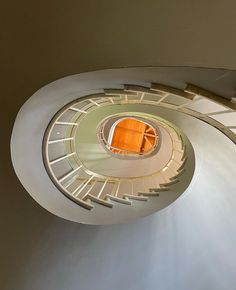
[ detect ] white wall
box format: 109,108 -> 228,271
6,68 -> 236,290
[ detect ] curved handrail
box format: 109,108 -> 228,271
43,99 -> 186,208
43,83 -> 235,209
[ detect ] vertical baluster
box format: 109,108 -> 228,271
115,180 -> 121,197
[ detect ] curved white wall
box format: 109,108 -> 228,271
11,69 -> 196,224
7,68 -> 236,290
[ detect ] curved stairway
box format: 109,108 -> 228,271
44,105 -> 189,210
11,70 -> 236,224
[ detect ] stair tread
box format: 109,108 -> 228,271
123,194 -> 148,201
149,187 -> 170,192
72,197 -> 94,210
138,192 -> 160,197
159,179 -> 180,187
106,194 -> 132,205
170,169 -> 185,180
86,194 -> 113,208
104,89 -> 137,96
177,157 -> 188,172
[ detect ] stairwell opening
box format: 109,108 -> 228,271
108,117 -> 158,155
98,115 -> 161,159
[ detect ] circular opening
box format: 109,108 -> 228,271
99,116 -> 159,157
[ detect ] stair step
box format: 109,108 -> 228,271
149,187 -> 170,192
72,197 -> 94,210
124,84 -> 152,93
159,179 -> 180,187
106,195 -> 132,205
104,89 -> 137,96
177,157 -> 188,172
123,194 -> 148,201
181,146 -> 187,160
151,83 -> 194,100
170,169 -> 185,180
138,192 -> 160,197
85,194 -> 113,208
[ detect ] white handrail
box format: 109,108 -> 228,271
43,83 -> 235,209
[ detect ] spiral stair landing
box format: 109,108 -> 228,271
11,70 -> 236,224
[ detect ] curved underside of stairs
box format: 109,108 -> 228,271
10,68 -> 236,224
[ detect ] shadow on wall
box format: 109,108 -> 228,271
2,177 -> 236,290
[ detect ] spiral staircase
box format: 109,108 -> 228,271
11,69 -> 236,225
